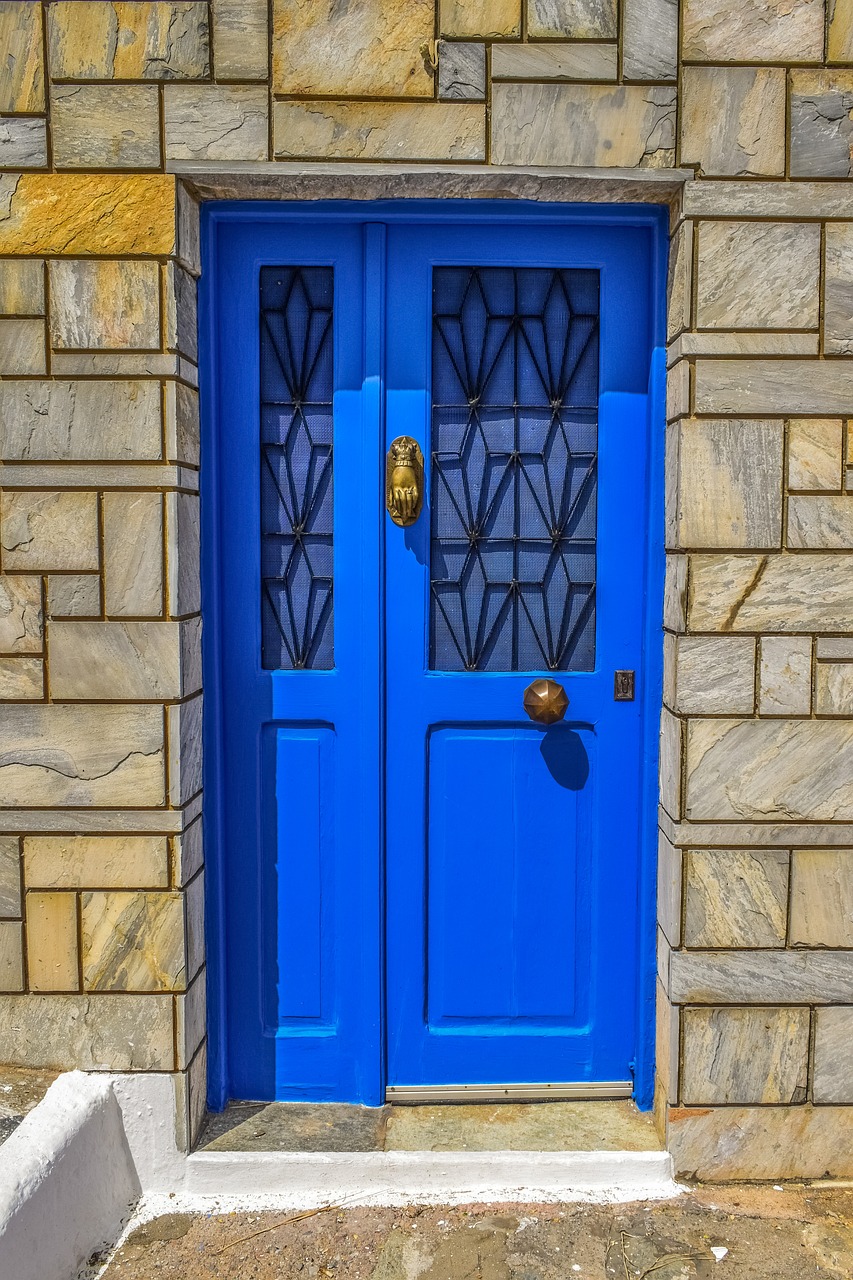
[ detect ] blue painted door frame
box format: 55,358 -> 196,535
200,200 -> 667,1110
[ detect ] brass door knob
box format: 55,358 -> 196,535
523,678 -> 569,725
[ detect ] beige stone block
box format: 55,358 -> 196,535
185,868 -> 204,981
682,1007 -> 808,1106
176,181 -> 200,276
0,993 -> 174,1070
0,921 -> 23,991
168,695 -> 203,806
49,621 -> 186,701
789,495 -> 853,548
0,1 -> 44,111
167,491 -> 200,616
656,981 -> 679,1105
165,263 -> 197,362
684,180 -> 853,220
664,554 -> 687,633
0,259 -> 44,316
790,71 -> 853,179
51,84 -> 161,169
759,635 -> 812,716
788,419 -> 843,492
680,67 -> 786,177
667,1104 -> 853,1181
164,85 -> 267,161
673,332 -> 819,358
0,175 -> 176,257
104,492 -> 164,617
165,383 -> 200,467
684,848 -> 789,948
441,0 -> 521,35
666,360 -> 690,424
1,490 -> 99,572
623,0 -> 678,80
48,2 -> 209,79
24,835 -> 168,890
818,637 -> 853,659
696,359 -> 853,416
675,419 -> 783,550
81,890 -> 185,992
657,830 -> 682,947
47,575 -> 100,619
275,0 -> 433,97
491,43 -> 617,81
696,222 -> 819,331
674,635 -> 755,715
659,708 -> 682,820
212,0 -> 268,79
683,0 -> 824,61
829,0 -> 853,61
26,891 -> 78,991
0,837 -> 21,917
0,319 -> 45,376
527,0 -> 615,37
666,223 -> 692,343
273,100 -> 485,162
790,849 -> 853,944
816,662 -> 853,714
176,965 -> 206,1069
0,576 -> 42,654
671,947 -> 853,1004
1,380 -> 161,461
49,260 -> 160,351
173,816 -> 203,887
0,704 -> 165,807
0,117 -> 47,169
0,656 -> 43,700
813,1007 -> 853,1103
689,551 -> 853,633
491,84 -> 675,168
686,718 -> 853,822
825,223 -> 853,355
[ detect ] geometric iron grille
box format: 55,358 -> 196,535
430,266 -> 600,672
259,266 -> 334,670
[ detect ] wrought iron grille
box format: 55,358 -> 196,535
259,266 -> 334,670
430,266 -> 600,673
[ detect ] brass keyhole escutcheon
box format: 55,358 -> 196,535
386,436 -> 424,527
523,678 -> 569,725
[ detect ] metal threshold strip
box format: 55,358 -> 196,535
385,1081 -> 633,1103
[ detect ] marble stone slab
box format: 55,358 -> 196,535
82,890 -> 186,991
670,947 -> 853,1004
0,118 -> 47,170
695,359 -> 853,415
759,636 -> 812,716
675,419 -> 783,550
681,1006 -> 809,1105
689,551 -> 853,633
825,222 -> 853,353
440,0 -> 521,36
50,84 -> 161,169
788,419 -> 844,491
790,848 -> 853,945
527,0 -> 617,37
165,85 -> 268,161
23,835 -> 169,890
684,848 -> 789,948
0,576 -> 42,655
437,42 -> 486,101
674,635 -> 755,714
1,490 -> 99,572
684,180 -> 853,218
48,1 -> 209,79
790,71 -> 853,178
0,259 -> 44,317
696,221 -> 820,330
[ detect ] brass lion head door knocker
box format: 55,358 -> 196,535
386,435 -> 424,527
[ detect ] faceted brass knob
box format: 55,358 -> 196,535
523,678 -> 569,725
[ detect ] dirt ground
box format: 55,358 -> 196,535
98,1183 -> 853,1280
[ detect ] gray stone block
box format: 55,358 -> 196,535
491,42 -> 617,81
0,118 -> 47,170
813,1007 -> 853,1103
689,551 -> 853,633
527,0 -> 617,38
0,259 -> 44,316
50,85 -> 161,169
675,419 -> 784,550
791,72 -> 853,178
0,380 -> 161,461
681,1006 -> 809,1105
212,0 -> 268,79
0,994 -> 174,1070
437,42 -> 486,101
0,319 -> 45,375
671,947 -> 853,1004
623,0 -> 677,80
164,85 -> 268,161
696,221 -> 820,330
681,67 -> 785,177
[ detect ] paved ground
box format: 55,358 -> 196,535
99,1183 -> 853,1279
0,1066 -> 58,1145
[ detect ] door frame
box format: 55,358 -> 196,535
199,199 -> 668,1112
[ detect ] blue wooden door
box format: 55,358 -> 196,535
204,204 -> 663,1108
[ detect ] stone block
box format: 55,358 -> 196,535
673,635 -> 755,715
173,816 -> 203,887
0,259 -> 44,316
166,491 -> 200,615
670,947 -> 853,1004
49,621 -> 185,701
666,223 -> 692,343
273,100 -> 485,162
681,67 -> 786,177
759,635 -> 812,715
527,0 -> 616,37
185,867 -> 204,980
1,490 -> 99,572
0,657 -> 43,700
788,419 -> 843,491
1,380 -> 161,461
813,1007 -> 853,1103
817,663 -> 853,714
0,576 -> 42,654
659,708 -> 682,820
168,695 -> 203,806
667,1104 -> 853,1181
441,0 -> 521,35
48,2 -> 209,79
165,382 -> 200,466
790,849 -> 853,944
491,43 -> 616,81
104,492 -> 164,617
664,554 -> 687,633
0,922 -> 23,992
0,705 -> 165,807
818,637 -> 853,659
0,117 -> 48,169
176,181 -> 200,276
0,1 -> 44,111
47,575 -> 101,619
689,551 -> 853,633
696,222 -> 819,330
176,966 -> 206,1069
696,359 -> 853,416
684,848 -> 789,948
275,0 -> 433,96
825,223 -> 853,354
24,836 -> 169,890
675,419 -> 783,550
684,180 -> 853,219
437,43 -> 486,101
656,981 -> 679,1105
0,993 -> 174,1070
683,0 -> 824,61
49,259 -> 160,351
26,891 -> 78,991
675,333 -> 819,358
686,718 -> 853,821
50,85 -> 161,169
212,0 -> 268,79
0,319 -> 45,375
791,72 -> 853,178
165,263 -> 198,362
81,890 -> 185,991
491,84 -> 675,167
0,837 -> 21,917
164,85 -> 267,161
788,495 -> 853,548
666,360 -> 690,424
0,175 -> 176,258
829,0 -> 853,61
682,1006 -> 809,1106
657,830 -> 682,948
622,0 -> 677,80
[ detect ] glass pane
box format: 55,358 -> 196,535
259,266 -> 334,670
430,266 -> 599,672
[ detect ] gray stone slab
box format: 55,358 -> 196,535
437,42 -> 485,100
623,0 -> 677,80
791,73 -> 853,178
684,180 -> 853,218
670,948 -> 853,1004
0,117 -> 47,169
200,1102 -> 390,1152
681,1006 -> 809,1106
695,359 -> 853,416
491,42 -> 617,81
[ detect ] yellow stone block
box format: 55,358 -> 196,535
440,0 -> 521,36
81,890 -> 186,991
0,2 -> 45,112
273,101 -> 485,162
26,891 -> 79,991
829,0 -> 853,61
0,175 -> 175,258
24,836 -> 169,890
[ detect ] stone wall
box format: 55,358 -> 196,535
1,0 -> 852,1175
